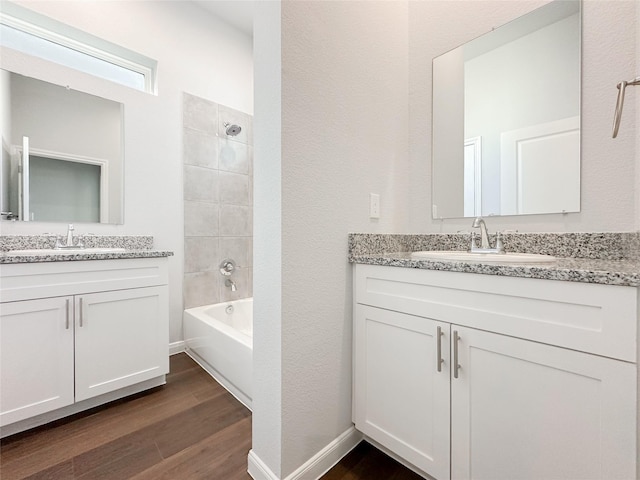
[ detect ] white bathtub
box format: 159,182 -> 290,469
183,298 -> 253,409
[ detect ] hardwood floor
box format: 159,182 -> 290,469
320,442 -> 425,480
1,354 -> 424,480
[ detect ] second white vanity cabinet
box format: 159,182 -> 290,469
353,264 -> 638,480
0,258 -> 170,434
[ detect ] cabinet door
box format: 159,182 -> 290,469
451,325 -> 636,480
74,286 -> 169,401
354,305 -> 450,479
0,297 -> 74,426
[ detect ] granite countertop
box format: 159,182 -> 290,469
0,234 -> 173,264
349,232 -> 640,287
0,249 -> 174,264
350,252 -> 640,287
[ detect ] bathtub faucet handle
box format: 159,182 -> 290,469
220,259 -> 236,276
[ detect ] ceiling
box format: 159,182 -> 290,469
192,1 -> 254,37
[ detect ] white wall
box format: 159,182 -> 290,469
281,0 -> 411,473
252,0 -> 410,477
0,1 -> 253,344
409,0 -> 638,232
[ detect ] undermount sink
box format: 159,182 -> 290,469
6,248 -> 128,255
411,250 -> 556,264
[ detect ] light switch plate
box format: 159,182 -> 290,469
370,193 -> 380,219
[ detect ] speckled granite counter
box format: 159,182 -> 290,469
349,232 -> 640,287
0,249 -> 173,264
0,235 -> 173,264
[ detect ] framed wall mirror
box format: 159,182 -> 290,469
432,0 -> 581,219
0,70 -> 124,224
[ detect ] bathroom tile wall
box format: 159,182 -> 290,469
183,93 -> 253,308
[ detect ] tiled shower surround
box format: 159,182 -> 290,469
183,93 -> 253,308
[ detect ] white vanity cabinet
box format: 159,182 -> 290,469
354,304 -> 451,479
0,258 -> 170,435
74,287 -> 168,402
0,297 -> 75,426
353,264 -> 638,480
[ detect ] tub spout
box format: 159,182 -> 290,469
225,278 -> 237,292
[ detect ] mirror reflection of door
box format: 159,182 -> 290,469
500,117 -> 580,215
29,155 -> 101,223
463,136 -> 482,217
17,136 -> 106,222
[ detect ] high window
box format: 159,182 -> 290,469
0,2 -> 157,94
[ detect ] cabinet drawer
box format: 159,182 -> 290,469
1,258 -> 169,302
355,264 -> 638,362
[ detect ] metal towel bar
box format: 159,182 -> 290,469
612,76 -> 640,138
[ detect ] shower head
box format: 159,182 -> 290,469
224,122 -> 242,136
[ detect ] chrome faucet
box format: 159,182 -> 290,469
225,278 -> 237,292
55,224 -> 84,249
470,217 -> 504,254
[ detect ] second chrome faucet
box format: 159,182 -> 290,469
470,217 -> 504,254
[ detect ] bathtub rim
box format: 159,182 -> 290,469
183,299 -> 253,349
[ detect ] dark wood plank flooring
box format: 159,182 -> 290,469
320,441 -> 425,480
1,354 -> 423,480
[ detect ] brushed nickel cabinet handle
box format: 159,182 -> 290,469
453,330 -> 460,379
79,298 -> 84,327
436,326 -> 444,372
65,299 -> 70,329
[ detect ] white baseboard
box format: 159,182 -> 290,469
247,426 -> 362,480
248,450 -> 279,480
169,340 -> 185,355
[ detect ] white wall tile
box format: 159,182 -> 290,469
184,236 -> 219,273
219,138 -> 251,174
220,171 -> 250,205
184,201 -> 219,237
183,271 -> 220,309
220,236 -> 251,267
220,204 -> 251,236
184,128 -> 218,169
183,165 -> 219,203
183,95 -> 253,308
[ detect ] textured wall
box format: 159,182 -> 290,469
409,0 -> 638,233
182,93 -> 253,308
279,1 -> 410,477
